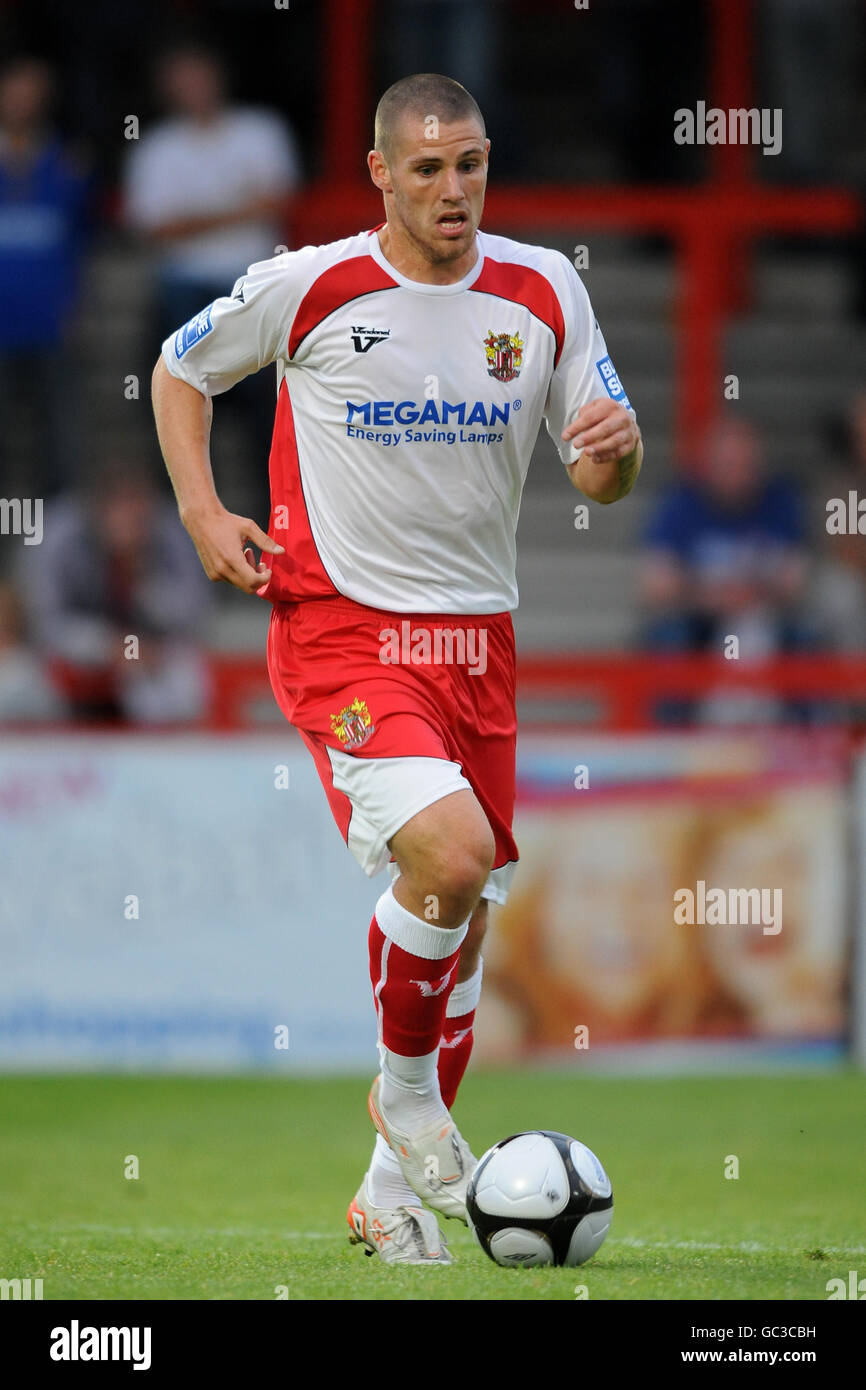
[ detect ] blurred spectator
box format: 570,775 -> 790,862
124,42 -> 301,521
593,0 -> 706,183
381,2 -> 520,170
124,42 -> 301,343
640,418 -> 810,722
0,580 -> 66,723
759,0 -> 860,185
642,418 -> 808,651
0,56 -> 91,499
18,466 -> 213,725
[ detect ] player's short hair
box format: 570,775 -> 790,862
374,73 -> 485,164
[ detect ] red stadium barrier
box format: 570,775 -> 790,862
207,652 -> 866,732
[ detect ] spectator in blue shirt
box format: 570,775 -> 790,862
641,417 -> 809,656
640,418 -> 811,722
0,57 -> 91,502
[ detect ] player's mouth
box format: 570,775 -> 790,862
435,211 -> 469,237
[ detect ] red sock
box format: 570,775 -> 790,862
437,960 -> 484,1107
438,1009 -> 476,1108
368,888 -> 469,1058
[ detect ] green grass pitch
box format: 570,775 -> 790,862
0,1071 -> 863,1301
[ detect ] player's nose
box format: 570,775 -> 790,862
439,167 -> 464,199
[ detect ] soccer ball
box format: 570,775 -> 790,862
466,1130 -> 613,1268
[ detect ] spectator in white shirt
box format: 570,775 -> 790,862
125,41 -> 301,332
125,42 -> 301,520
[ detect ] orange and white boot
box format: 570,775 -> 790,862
347,1176 -> 453,1264
367,1074 -> 477,1224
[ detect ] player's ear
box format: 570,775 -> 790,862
367,148 -> 392,192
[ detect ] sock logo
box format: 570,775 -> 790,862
409,963 -> 456,998
439,1026 -> 472,1049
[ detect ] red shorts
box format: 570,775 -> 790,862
266,595 -> 519,903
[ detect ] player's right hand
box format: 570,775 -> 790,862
183,504 -> 284,596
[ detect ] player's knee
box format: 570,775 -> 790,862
431,829 -> 494,921
391,790 -> 495,923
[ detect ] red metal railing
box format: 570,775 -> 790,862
207,652 -> 866,732
310,0 -> 862,459
41,651 -> 866,731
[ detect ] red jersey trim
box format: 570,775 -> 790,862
470,258 -> 566,367
288,254 -> 399,358
258,378 -> 340,604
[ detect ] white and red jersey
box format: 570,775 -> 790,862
161,225 -> 634,614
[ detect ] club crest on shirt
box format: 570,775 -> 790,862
330,697 -> 375,749
484,330 -> 524,383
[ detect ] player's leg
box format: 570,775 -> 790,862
266,600 -> 485,1256
430,612 -> 518,1110
365,894 -> 487,1225
366,787 -> 495,1220
438,898 -> 487,1109
388,787 -> 495,924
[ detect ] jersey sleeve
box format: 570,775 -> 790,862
542,252 -> 635,466
160,249 -> 314,397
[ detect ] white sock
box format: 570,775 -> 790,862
374,886 -> 470,1130
366,1134 -> 418,1209
445,960 -> 484,1018
379,1044 -> 446,1130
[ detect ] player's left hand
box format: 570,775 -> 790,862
562,399 -> 639,463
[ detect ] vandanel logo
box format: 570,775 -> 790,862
351,326 -> 390,353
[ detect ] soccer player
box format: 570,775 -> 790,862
152,73 -> 642,1265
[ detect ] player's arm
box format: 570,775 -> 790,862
542,251 -> 642,505
151,357 -> 283,596
151,255 -> 307,595
562,399 -> 643,504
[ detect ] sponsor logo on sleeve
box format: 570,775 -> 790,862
174,305 -> 214,359
595,354 -> 631,410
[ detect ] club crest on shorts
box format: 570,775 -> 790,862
330,696 -> 375,749
484,330 -> 524,383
